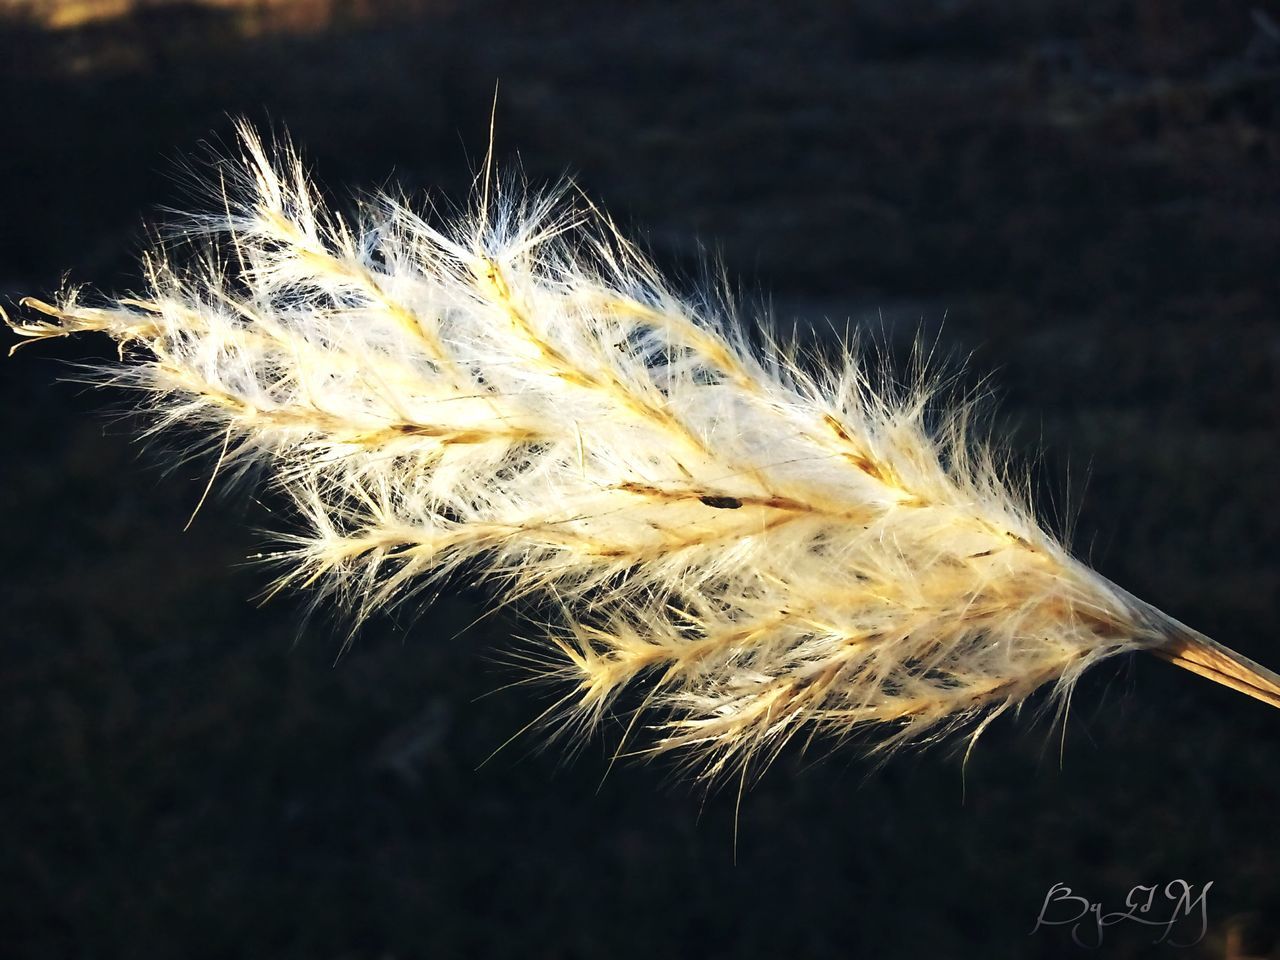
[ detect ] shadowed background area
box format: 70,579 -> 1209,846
2,2 -> 1278,957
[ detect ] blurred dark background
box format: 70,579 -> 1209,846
2,2 -> 1279,957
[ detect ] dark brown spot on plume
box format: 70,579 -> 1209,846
700,495 -> 743,510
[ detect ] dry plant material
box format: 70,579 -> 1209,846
9,124 -> 1279,780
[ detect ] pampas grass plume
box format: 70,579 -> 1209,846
9,121 -> 1279,782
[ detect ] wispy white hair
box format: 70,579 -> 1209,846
10,121 -> 1279,782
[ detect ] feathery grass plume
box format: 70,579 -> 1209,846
8,122 -> 1280,782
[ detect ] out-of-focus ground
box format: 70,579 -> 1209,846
2,2 -> 1278,958
5,0 -> 444,32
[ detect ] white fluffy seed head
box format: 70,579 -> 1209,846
12,121 -> 1269,783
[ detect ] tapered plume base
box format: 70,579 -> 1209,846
1155,633 -> 1280,711
1107,577 -> 1280,710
